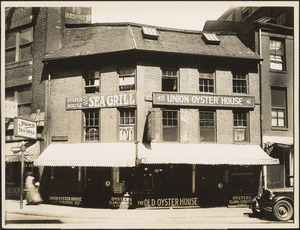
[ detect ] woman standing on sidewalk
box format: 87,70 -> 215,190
25,172 -> 43,205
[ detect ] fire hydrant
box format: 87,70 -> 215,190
119,192 -> 130,209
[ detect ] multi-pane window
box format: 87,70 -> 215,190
119,109 -> 135,141
271,88 -> 287,128
84,110 -> 99,141
162,110 -> 178,142
199,71 -> 215,93
162,69 -> 178,92
5,27 -> 33,64
199,111 -> 216,142
233,73 -> 247,94
118,66 -> 135,91
270,39 -> 285,71
83,70 -> 100,94
233,111 -> 248,142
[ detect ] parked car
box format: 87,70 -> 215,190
252,187 -> 294,221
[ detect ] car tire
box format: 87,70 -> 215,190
272,200 -> 293,221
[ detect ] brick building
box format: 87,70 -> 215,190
4,7 -> 91,199
33,20 -> 278,208
204,6 -> 294,199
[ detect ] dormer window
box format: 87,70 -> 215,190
202,33 -> 220,45
142,27 -> 159,40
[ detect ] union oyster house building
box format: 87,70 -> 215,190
34,22 -> 279,208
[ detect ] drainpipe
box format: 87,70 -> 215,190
258,28 -> 266,192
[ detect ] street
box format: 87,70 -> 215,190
4,206 -> 294,229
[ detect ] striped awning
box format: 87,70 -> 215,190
5,141 -> 40,162
34,143 -> 136,167
138,143 -> 279,165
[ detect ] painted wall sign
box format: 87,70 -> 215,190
14,118 -> 37,139
65,7 -> 92,24
228,195 -> 253,207
66,92 -> 136,110
5,101 -> 18,118
153,92 -> 255,108
48,196 -> 82,206
137,197 -> 199,208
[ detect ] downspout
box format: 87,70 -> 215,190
258,27 -> 266,192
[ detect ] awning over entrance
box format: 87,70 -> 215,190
263,136 -> 293,146
34,143 -> 136,167
138,143 -> 279,165
5,141 -> 40,162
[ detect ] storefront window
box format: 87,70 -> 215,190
162,110 -> 178,142
83,110 -> 99,141
119,109 -> 135,141
199,111 -> 216,142
233,111 -> 248,142
118,66 -> 135,91
162,69 -> 178,92
83,70 -> 100,94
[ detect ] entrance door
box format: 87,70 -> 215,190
85,167 -> 111,207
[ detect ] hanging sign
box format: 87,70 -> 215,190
153,92 -> 255,108
14,118 -> 37,139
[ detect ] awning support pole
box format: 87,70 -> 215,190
20,142 -> 26,209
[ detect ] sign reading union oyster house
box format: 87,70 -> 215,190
153,92 -> 255,108
66,92 -> 136,110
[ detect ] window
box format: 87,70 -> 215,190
118,66 -> 135,91
270,39 -> 285,71
199,71 -> 215,93
162,110 -> 178,142
162,69 -> 178,92
119,109 -> 135,141
83,70 -> 100,94
142,27 -> 159,39
275,12 -> 287,26
5,27 -> 33,64
233,111 -> 248,142
84,110 -> 99,141
199,111 -> 216,142
202,33 -> 220,45
271,88 -> 287,128
233,73 -> 248,94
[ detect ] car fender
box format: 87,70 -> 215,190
272,196 -> 293,206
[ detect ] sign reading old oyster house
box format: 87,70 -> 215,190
153,92 -> 255,108
66,92 -> 136,110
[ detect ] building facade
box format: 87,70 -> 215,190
4,7 -> 91,199
204,6 -> 294,194
33,21 -> 278,208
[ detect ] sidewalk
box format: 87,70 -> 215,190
5,199 -> 252,219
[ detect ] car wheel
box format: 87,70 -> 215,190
272,200 -> 293,221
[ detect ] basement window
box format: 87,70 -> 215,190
202,33 -> 220,45
142,27 -> 159,40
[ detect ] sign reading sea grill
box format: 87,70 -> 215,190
153,92 -> 255,108
66,92 -> 136,110
14,118 -> 37,139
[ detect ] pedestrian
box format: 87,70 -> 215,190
25,171 -> 43,205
